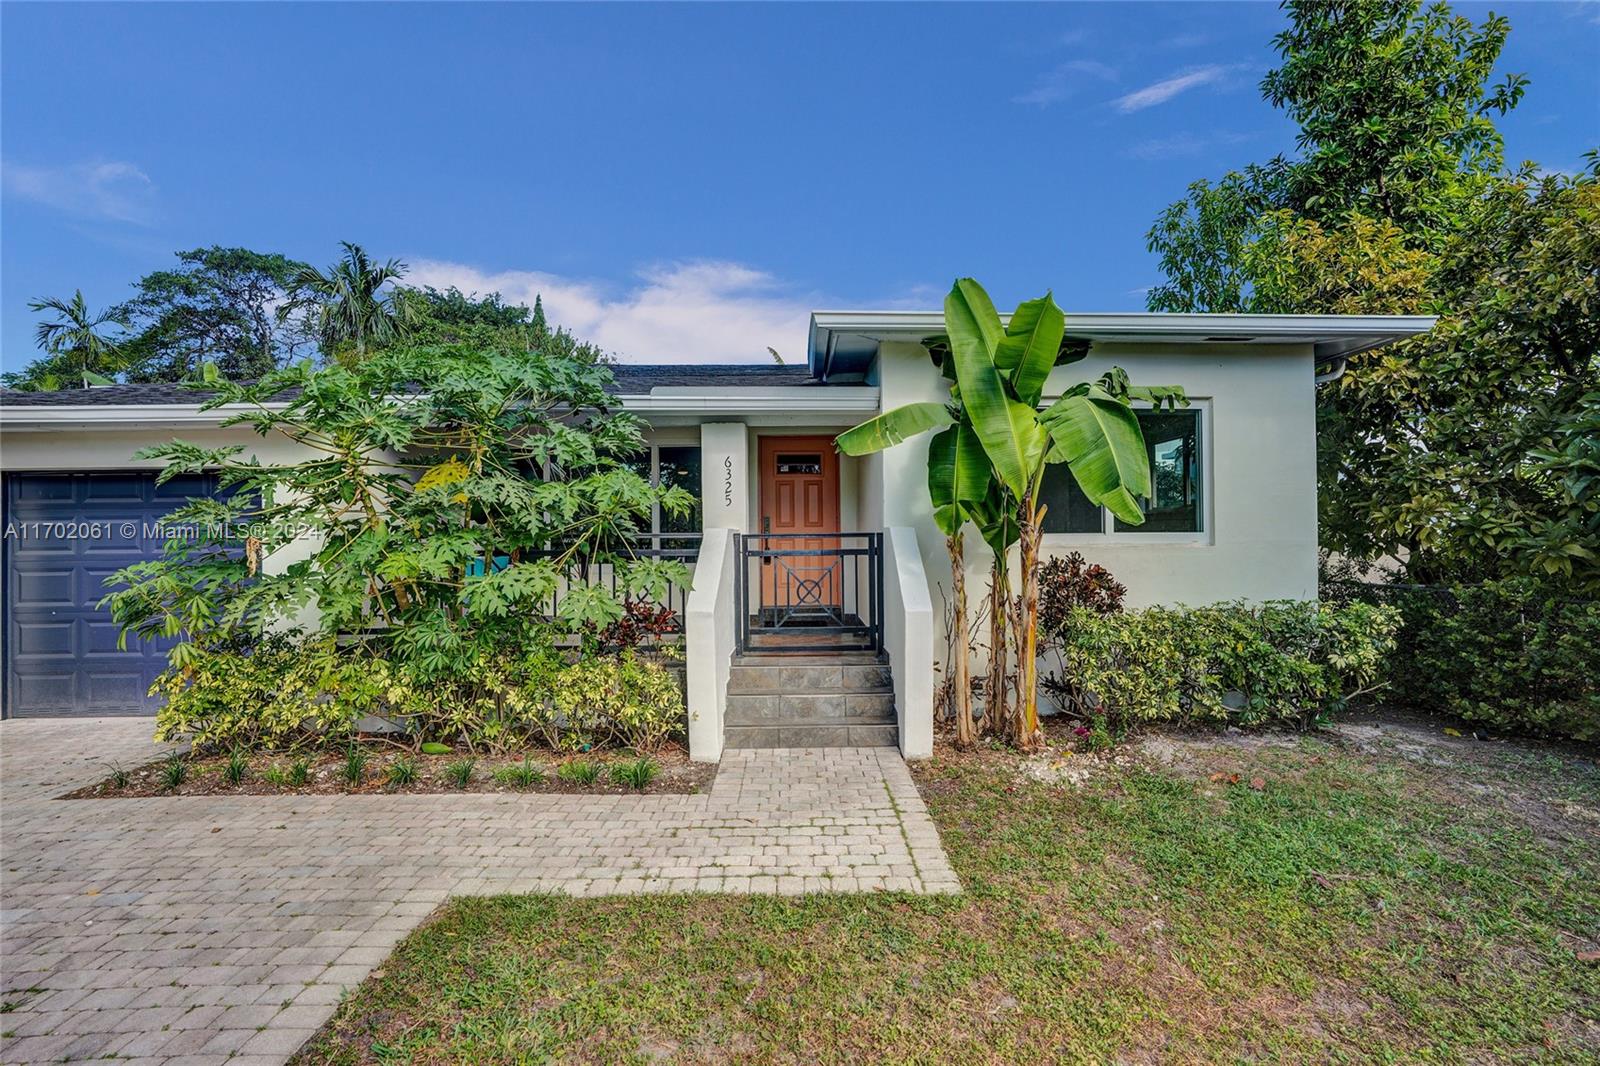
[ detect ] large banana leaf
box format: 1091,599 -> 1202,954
1040,384 -> 1151,525
946,279 -> 1048,498
947,278 -> 1004,359
836,401 -> 953,456
927,423 -> 989,536
995,293 -> 1064,408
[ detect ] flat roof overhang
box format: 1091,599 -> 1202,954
807,310 -> 1438,380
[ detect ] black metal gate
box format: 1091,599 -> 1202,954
735,532 -> 883,654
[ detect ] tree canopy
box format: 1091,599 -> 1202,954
6,243 -> 592,389
1144,0 -> 1599,591
116,246 -> 313,382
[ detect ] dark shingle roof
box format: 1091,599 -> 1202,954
0,364 -> 829,407
0,382 -> 213,406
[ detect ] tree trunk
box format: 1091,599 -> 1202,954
1007,584 -> 1024,744
984,561 -> 1009,737
947,533 -> 975,750
1016,499 -> 1043,748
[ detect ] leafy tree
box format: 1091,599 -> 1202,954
278,242 -> 411,364
1143,0 -> 1597,589
1146,163 -> 1289,313
1147,0 -> 1522,311
115,246 -> 314,382
3,290 -> 127,390
392,285 -> 611,366
103,341 -> 692,676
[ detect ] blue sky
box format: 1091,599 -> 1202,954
3,1 -> 1597,370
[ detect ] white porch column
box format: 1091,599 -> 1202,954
884,526 -> 935,759
685,528 -> 736,763
699,422 -> 750,532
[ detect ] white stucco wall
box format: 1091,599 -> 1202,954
0,425 -> 315,472
873,338 -> 1321,633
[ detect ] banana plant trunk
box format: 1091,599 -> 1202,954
1015,497 -> 1044,747
946,533 -> 975,749
985,561 -> 1009,736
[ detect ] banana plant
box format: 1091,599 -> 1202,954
839,398 -> 989,746
946,278 -> 1172,745
842,278 -> 1178,749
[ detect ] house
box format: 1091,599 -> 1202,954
0,310 -> 1435,759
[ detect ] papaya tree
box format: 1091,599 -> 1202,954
840,278 -> 1178,748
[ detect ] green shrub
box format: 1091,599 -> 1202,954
386,757 -> 418,787
1342,579 -> 1600,742
221,749 -> 249,787
492,757 -> 545,789
288,755 -> 312,786
148,629 -> 686,756
557,759 -> 602,785
551,651 -> 684,752
611,757 -> 659,790
160,751 -> 188,790
1043,600 -> 1399,732
150,633 -> 387,752
341,745 -> 368,786
444,758 -> 477,789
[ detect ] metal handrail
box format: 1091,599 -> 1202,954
735,531 -> 884,655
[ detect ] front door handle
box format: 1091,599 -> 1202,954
762,516 -> 771,563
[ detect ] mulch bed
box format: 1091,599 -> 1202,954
63,741 -> 716,799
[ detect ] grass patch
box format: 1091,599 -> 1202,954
292,732 -> 1600,1064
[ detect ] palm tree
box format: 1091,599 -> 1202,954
279,242 -> 409,364
25,290 -> 126,389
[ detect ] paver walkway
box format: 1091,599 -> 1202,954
0,717 -> 957,1065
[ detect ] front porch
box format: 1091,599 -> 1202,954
684,523 -> 933,764
617,410 -> 935,764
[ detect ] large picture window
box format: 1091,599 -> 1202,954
1039,408 -> 1203,536
626,443 -> 702,541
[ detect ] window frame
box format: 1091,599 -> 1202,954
635,434 -> 703,538
1037,397 -> 1212,546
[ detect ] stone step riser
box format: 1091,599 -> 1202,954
726,692 -> 895,725
724,724 -> 899,749
726,664 -> 893,695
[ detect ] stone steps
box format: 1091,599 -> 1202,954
724,722 -> 898,749
723,652 -> 897,749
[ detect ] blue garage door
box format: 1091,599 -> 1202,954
3,472 -> 216,717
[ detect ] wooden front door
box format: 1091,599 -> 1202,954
758,436 -> 841,610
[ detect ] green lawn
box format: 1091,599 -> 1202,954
294,723 -> 1600,1064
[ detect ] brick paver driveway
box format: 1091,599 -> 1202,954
0,718 -> 956,1065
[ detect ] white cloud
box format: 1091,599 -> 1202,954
1013,59 -> 1119,106
404,258 -> 819,364
1113,64 -> 1240,113
1125,130 -> 1254,161
1,160 -> 156,224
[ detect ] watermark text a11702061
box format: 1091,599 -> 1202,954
2,518 -> 316,544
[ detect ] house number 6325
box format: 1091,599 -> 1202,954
723,456 -> 734,507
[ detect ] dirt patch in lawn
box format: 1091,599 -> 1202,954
927,708 -> 1600,851
62,742 -> 716,799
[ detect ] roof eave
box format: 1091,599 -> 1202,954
0,388 -> 881,430
807,311 -> 1439,374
